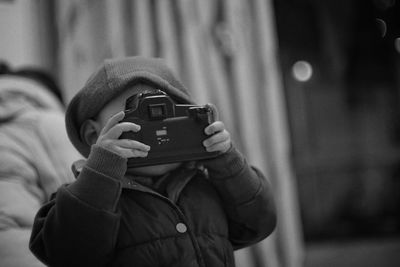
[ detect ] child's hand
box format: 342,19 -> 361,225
203,121 -> 232,154
96,111 -> 150,158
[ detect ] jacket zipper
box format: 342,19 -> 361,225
124,182 -> 207,267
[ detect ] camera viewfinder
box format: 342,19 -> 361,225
149,104 -> 167,120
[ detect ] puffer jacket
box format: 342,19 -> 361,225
0,76 -> 81,267
30,143 -> 276,267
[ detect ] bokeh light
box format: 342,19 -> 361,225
292,60 -> 313,82
375,18 -> 387,37
395,38 -> 400,54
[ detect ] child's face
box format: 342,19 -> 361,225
96,83 -> 182,176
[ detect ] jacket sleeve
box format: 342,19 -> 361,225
203,146 -> 277,249
29,145 -> 126,267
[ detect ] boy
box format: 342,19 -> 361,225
29,56 -> 276,267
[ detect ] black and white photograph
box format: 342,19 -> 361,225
0,0 -> 399,266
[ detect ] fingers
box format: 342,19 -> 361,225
100,111 -> 141,138
203,129 -> 231,153
100,139 -> 150,158
204,121 -> 225,135
113,146 -> 149,158
96,111 -> 150,158
101,111 -> 126,134
114,139 -> 151,151
203,129 -> 229,146
204,121 -> 232,153
103,122 -> 141,139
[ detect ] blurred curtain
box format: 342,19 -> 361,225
56,0 -> 303,266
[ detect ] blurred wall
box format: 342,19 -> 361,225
274,0 -> 400,241
0,0 -> 56,71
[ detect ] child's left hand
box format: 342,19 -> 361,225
203,121 -> 232,154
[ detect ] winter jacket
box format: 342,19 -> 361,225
30,144 -> 276,267
0,76 -> 80,267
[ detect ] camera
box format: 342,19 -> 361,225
120,90 -> 220,167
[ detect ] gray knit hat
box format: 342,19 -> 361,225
65,56 -> 193,158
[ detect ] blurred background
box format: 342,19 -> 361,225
1,0 -> 400,266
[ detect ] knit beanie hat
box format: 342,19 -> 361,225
65,56 -> 194,158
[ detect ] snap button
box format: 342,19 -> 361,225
176,223 -> 187,233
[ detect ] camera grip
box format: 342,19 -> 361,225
205,103 -> 218,124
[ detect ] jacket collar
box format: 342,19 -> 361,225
122,167 -> 199,203
72,159 -> 202,203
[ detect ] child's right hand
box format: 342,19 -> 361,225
95,111 -> 151,159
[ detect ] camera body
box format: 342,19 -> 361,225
120,90 -> 220,167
